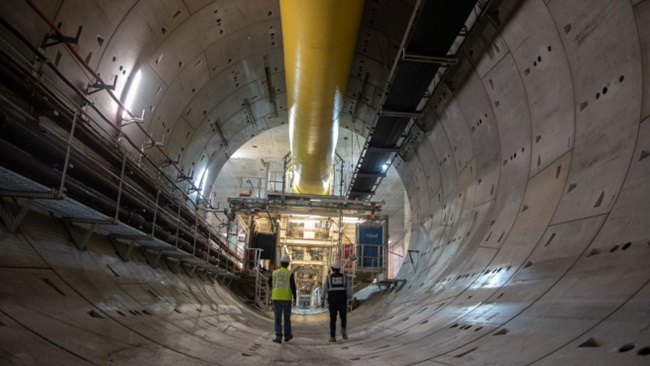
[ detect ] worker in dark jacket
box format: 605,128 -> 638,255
268,254 -> 297,343
321,260 -> 353,342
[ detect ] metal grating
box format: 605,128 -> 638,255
347,0 -> 482,200
0,166 -> 225,273
0,166 -> 52,193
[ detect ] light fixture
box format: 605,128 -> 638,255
289,218 -> 319,224
199,168 -> 209,195
122,69 -> 142,118
342,217 -> 362,223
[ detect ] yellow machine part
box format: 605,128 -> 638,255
280,0 -> 365,195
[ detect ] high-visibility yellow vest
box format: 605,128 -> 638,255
272,267 -> 293,300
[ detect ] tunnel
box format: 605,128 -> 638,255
1,0 -> 650,365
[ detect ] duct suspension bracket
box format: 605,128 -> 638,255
0,198 -> 33,233
402,49 -> 458,66
87,75 -> 117,95
41,22 -> 83,48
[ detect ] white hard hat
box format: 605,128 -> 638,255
280,254 -> 290,263
331,261 -> 341,270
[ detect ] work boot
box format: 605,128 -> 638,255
285,334 -> 293,342
342,328 -> 348,340
329,337 -> 337,343
273,337 -> 282,343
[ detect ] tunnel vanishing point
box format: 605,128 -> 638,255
1,0 -> 650,365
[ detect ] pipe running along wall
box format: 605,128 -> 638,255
280,0 -> 365,195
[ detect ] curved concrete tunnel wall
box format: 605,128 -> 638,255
1,0 -> 650,365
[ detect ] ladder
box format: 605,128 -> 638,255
256,270 -> 270,310
249,248 -> 270,310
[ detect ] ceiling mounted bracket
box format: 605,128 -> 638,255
379,108 -> 423,119
401,49 -> 459,66
41,22 -> 82,49
367,145 -> 401,153
87,75 -> 117,95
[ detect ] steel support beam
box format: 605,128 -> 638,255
0,198 -> 32,233
367,146 -> 401,153
378,108 -> 423,119
402,49 -> 458,65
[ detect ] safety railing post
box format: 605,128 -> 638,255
0,12 -> 249,275
58,109 -> 78,198
174,197 -> 181,248
151,188 -> 160,238
206,231 -> 211,262
192,217 -> 198,256
114,152 -> 127,222
339,157 -> 345,198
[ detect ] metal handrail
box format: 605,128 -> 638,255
0,16 -> 242,273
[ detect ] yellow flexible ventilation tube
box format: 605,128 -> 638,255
280,0 -> 365,195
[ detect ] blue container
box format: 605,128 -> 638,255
357,244 -> 383,268
357,225 -> 384,268
358,226 -> 382,244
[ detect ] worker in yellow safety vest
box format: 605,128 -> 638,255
268,254 -> 296,343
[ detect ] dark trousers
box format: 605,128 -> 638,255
273,300 -> 292,338
328,297 -> 347,337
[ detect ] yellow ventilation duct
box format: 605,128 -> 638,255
280,0 -> 365,195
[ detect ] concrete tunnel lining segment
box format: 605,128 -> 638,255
1,0 -> 650,364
